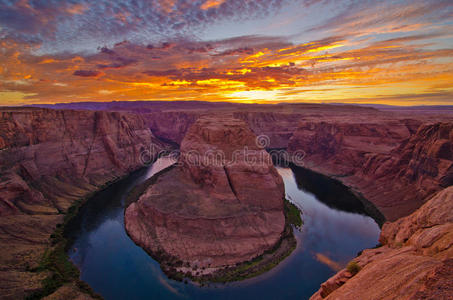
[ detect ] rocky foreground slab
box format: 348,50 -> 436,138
310,185 -> 453,300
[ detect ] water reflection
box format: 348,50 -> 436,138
288,165 -> 385,226
65,157 -> 176,243
289,165 -> 368,215
66,158 -> 380,300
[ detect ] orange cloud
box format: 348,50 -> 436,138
65,3 -> 88,15
200,0 -> 226,10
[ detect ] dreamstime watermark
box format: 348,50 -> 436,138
139,134 -> 306,167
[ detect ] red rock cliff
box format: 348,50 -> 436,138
0,108 -> 165,299
288,121 -> 453,220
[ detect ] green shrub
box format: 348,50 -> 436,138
284,199 -> 303,228
346,261 -> 361,275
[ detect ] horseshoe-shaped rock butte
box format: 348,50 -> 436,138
125,116 -> 296,281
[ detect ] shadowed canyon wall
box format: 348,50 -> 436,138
0,108 -> 165,299
288,122 -> 453,221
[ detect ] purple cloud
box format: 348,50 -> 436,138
73,70 -> 101,77
0,0 -> 298,54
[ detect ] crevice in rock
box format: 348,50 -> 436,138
223,165 -> 239,201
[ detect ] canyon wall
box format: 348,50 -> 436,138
144,111 -> 304,149
288,122 -> 453,221
143,107 -> 452,221
2,103 -> 452,299
141,103 -> 382,148
145,111 -> 201,145
0,108 -> 165,299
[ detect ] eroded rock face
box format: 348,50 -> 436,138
125,116 -> 285,269
0,108 -> 165,216
142,104 -> 385,149
145,111 -> 201,145
2,103 -> 451,299
289,121 -> 453,221
310,186 -> 453,300
143,110 -> 302,148
0,108 -> 165,299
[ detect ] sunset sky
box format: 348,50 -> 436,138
0,0 -> 452,106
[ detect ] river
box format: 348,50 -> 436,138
65,157 -> 380,300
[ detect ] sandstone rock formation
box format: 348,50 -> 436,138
310,185 -> 453,300
145,111 -> 201,145
0,108 -> 165,299
357,122 -> 453,219
288,121 -> 453,221
139,102 -> 386,148
125,116 -> 286,272
144,110 -> 302,149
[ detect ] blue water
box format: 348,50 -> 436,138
66,157 -> 380,300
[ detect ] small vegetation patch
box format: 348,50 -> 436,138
284,198 -> 303,229
25,220 -> 102,299
346,261 -> 361,276
24,179 -> 120,299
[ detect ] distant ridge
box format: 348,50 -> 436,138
329,103 -> 453,111
25,100 -> 378,113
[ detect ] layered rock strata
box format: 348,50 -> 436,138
2,103 -> 452,298
0,108 -> 165,299
288,122 -> 453,221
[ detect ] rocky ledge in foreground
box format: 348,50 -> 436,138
310,185 -> 453,300
125,116 -> 296,281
